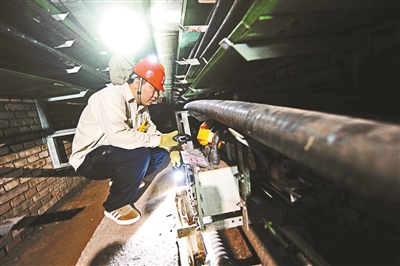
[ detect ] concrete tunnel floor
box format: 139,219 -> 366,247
1,163 -> 181,266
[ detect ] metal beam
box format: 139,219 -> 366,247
221,34 -> 358,61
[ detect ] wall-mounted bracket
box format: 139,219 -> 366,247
46,128 -> 76,169
177,216 -> 243,238
45,90 -> 88,102
180,25 -> 208,33
220,34 -> 358,61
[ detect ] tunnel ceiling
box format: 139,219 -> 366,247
0,0 -> 399,106
0,0 -> 205,100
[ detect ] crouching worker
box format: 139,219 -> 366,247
69,58 -> 179,225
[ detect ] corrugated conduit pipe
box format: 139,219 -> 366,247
202,217 -> 233,265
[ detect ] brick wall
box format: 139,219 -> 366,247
47,101 -> 85,132
234,23 -> 399,124
0,95 -> 88,259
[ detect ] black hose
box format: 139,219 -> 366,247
210,129 -> 221,167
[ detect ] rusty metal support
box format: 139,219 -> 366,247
242,225 -> 278,266
184,100 -> 400,204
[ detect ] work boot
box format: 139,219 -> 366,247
104,204 -> 141,225
108,180 -> 145,188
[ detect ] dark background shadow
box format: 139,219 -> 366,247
1,207 -> 85,236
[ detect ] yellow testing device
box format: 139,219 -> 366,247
138,119 -> 150,133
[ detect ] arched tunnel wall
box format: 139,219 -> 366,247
0,95 -> 86,258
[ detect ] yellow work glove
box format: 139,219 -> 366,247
170,150 -> 181,168
159,130 -> 179,148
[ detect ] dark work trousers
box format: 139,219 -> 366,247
76,145 -> 169,212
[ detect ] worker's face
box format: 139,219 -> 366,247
134,78 -> 160,106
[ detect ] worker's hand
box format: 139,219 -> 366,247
170,150 -> 181,168
159,130 -> 179,148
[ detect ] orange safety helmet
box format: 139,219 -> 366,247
132,58 -> 165,92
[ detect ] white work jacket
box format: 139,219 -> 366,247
69,83 -> 161,170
